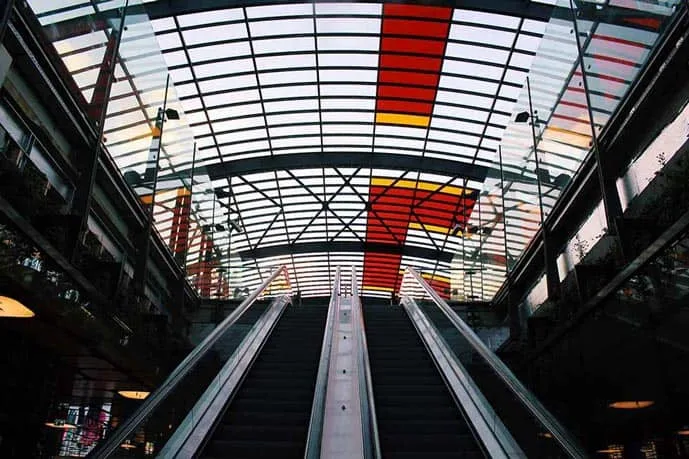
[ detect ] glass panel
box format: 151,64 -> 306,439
26,0 -> 128,127
399,270 -> 576,457
20,1 -> 684,301
527,228 -> 689,455
100,278 -> 291,456
571,2 -> 678,131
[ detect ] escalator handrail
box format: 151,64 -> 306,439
401,296 -> 519,458
90,266 -> 291,459
304,267 -> 341,459
405,267 -> 587,459
159,294 -> 291,458
351,267 -> 382,459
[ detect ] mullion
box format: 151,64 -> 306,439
196,123 -> 500,146
408,209 -> 441,252
168,48 -> 534,76
174,77 -> 519,102
164,30 -> 533,55
327,168 -> 365,243
187,106 -> 510,134
208,131 -> 499,154
326,168 -> 366,243
222,180 -> 264,285
330,168 -> 413,244
182,89 -> 517,115
251,209 -> 283,251
283,169 -> 365,244
186,109 -> 509,132
235,175 -> 281,208
164,10 -> 544,37
409,174 -> 463,213
393,10 -> 453,296
426,177 -> 470,296
310,1 -> 330,250
175,62 -> 523,87
289,207 -> 324,245
470,19 -> 525,165
192,116 -> 506,137
242,6 -> 302,292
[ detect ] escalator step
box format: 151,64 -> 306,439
201,305 -> 327,458
384,452 -> 484,459
203,439 -> 303,459
212,424 -> 308,442
222,410 -> 311,426
363,301 -> 484,458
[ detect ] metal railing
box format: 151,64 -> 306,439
351,267 -> 382,459
158,295 -> 291,457
404,267 -> 587,458
304,267 -> 341,458
401,295 -> 521,458
89,266 -> 291,458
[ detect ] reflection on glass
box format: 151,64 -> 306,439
19,1 -> 684,301
399,269 -> 578,457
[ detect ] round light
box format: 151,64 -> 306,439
597,448 -> 623,454
120,441 -> 136,450
0,296 -> 35,318
608,400 -> 654,409
45,421 -> 77,429
118,390 -> 150,400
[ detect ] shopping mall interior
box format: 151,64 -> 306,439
0,0 -> 688,457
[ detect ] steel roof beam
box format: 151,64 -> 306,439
141,0 -> 555,21
40,1 -> 667,43
238,240 -> 454,263
182,152 -> 491,182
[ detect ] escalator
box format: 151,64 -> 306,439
201,304 -> 328,458
94,267 -> 582,459
417,302 -> 534,453
363,300 -> 485,459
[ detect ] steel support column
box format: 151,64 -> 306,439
69,2 -> 128,263
199,234 -> 213,298
87,27 -> 120,123
134,75 -> 170,294
499,146 -> 520,338
526,77 -> 560,300
569,0 -> 624,235
169,188 -> 192,264
177,142 -> 196,268
0,0 -> 15,42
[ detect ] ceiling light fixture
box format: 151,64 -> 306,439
608,400 -> 654,409
596,447 -> 623,454
0,296 -> 35,318
229,218 -> 243,234
44,420 -> 77,429
164,108 -> 180,120
120,440 -> 136,450
118,390 -> 150,400
514,111 -> 531,123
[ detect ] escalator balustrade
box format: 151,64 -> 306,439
364,300 -> 485,459
201,305 -> 328,458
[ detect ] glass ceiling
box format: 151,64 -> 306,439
26,0 -> 681,299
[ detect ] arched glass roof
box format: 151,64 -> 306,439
26,0 -> 681,299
